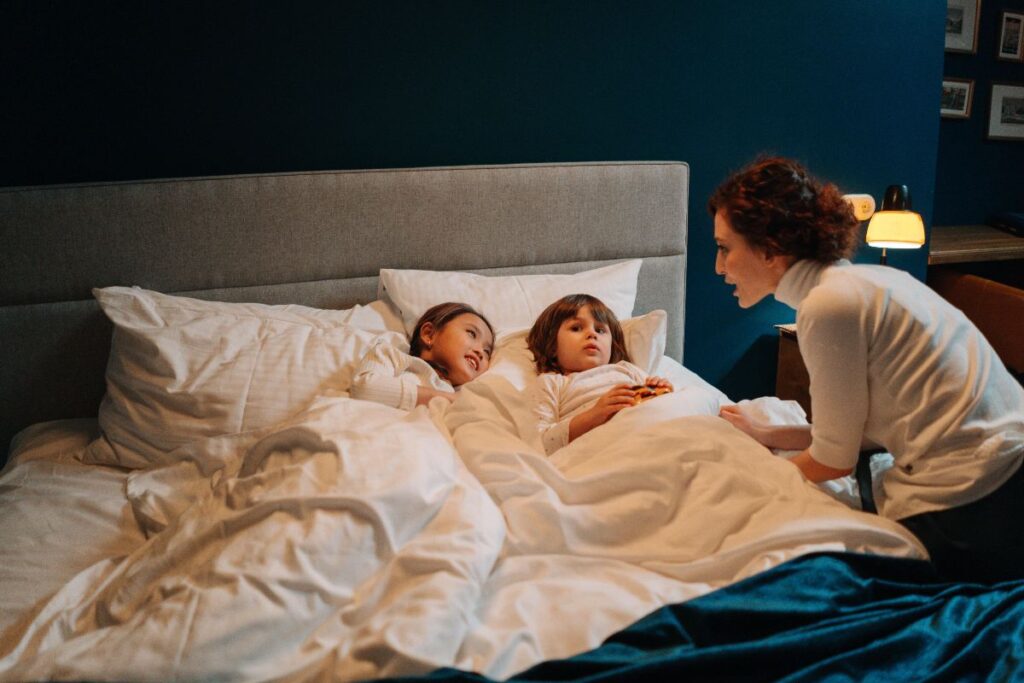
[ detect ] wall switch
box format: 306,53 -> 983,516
842,193 -> 876,221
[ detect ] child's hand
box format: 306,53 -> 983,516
416,386 -> 456,406
644,376 -> 674,392
629,377 -> 673,402
592,384 -> 640,418
569,384 -> 636,442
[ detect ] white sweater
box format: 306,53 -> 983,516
775,259 -> 1024,520
349,340 -> 453,410
534,361 -> 649,455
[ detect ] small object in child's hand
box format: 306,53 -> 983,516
629,384 -> 671,401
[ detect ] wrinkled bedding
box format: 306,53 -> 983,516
0,359 -> 926,682
0,421 -> 145,635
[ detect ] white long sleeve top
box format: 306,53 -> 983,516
534,361 -> 649,455
774,259 -> 1024,520
349,339 -> 453,410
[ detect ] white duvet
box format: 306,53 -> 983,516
0,360 -> 926,682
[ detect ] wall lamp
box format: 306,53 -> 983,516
864,185 -> 925,265
844,185 -> 926,265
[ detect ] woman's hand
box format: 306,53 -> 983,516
569,384 -> 637,441
719,404 -> 769,444
719,404 -> 812,451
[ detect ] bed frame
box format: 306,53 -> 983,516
0,161 -> 689,462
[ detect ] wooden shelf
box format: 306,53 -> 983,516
928,224 -> 1024,265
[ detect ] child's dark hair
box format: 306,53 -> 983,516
409,302 -> 494,357
527,294 -> 631,374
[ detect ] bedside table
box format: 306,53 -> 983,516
775,324 -> 811,419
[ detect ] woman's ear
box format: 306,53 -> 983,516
763,250 -> 796,278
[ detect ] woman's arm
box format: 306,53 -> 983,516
796,285 -> 871,474
719,404 -> 811,450
788,448 -> 853,482
719,405 -> 852,481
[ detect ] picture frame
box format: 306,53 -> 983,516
941,78 -> 974,118
945,0 -> 981,54
997,11 -> 1024,61
987,83 -> 1024,141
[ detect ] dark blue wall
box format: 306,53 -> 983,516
934,0 -> 1024,224
1,1 -> 945,400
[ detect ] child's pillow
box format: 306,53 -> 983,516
83,286 -> 406,469
621,309 -> 667,376
378,260 -> 642,336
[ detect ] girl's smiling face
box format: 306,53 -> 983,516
555,305 -> 613,373
419,313 -> 493,386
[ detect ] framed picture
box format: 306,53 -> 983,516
997,11 -> 1024,61
987,83 -> 1024,141
945,0 -> 981,53
941,78 -> 974,118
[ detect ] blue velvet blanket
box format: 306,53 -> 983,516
399,552 -> 1024,682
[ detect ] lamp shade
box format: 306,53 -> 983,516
865,184 -> 925,249
866,211 -> 926,248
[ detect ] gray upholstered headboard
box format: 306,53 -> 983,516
1,161 -> 688,460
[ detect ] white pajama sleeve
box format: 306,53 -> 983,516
350,345 -> 419,411
534,379 -> 571,456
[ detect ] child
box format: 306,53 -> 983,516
527,293 -> 673,455
350,302 -> 494,410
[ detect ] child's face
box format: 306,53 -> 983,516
420,313 -> 494,386
555,305 -> 613,374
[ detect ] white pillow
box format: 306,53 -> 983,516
84,286 -> 407,469
621,309 -> 667,376
378,259 -> 642,336
489,309 -> 668,391
654,355 -> 732,407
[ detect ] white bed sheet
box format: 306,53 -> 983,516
0,420 -> 145,635
443,360 -> 923,677
0,356 -> 925,682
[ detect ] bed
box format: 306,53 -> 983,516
0,162 -> 1018,681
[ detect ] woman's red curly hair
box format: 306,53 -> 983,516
707,155 -> 860,263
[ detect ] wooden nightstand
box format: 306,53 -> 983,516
775,324 -> 811,419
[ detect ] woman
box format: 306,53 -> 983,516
709,155 -> 1024,583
